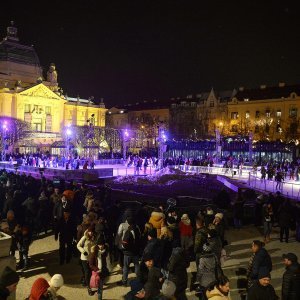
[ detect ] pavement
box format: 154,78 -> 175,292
15,225 -> 300,300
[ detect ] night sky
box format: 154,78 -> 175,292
1,1 -> 300,107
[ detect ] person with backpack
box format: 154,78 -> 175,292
118,218 -> 141,286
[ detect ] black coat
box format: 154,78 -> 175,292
247,281 -> 278,300
142,238 -> 163,268
278,202 -> 293,228
282,263 -> 300,300
55,217 -> 76,243
251,248 -> 272,280
0,286 -> 9,300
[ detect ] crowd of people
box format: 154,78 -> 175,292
0,169 -> 299,299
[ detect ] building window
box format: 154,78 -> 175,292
24,104 -> 31,113
45,106 -> 51,114
245,111 -> 250,119
289,107 -> 297,118
210,101 -> 214,107
276,110 -> 281,117
255,111 -> 260,118
266,110 -> 271,118
231,112 -> 238,119
231,124 -> 238,132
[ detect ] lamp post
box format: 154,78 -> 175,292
122,129 -> 129,162
2,121 -> 8,162
65,126 -> 72,158
158,124 -> 167,169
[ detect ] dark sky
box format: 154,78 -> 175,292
1,1 -> 300,107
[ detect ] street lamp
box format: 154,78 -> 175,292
65,126 -> 72,158
122,129 -> 129,161
2,121 -> 8,161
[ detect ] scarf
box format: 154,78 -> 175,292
97,248 -> 106,271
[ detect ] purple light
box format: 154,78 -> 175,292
66,128 -> 72,136
124,130 -> 129,137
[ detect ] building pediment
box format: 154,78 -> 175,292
18,83 -> 64,101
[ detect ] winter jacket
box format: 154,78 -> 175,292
88,244 -> 110,278
250,248 -> 272,280
76,230 -> 95,261
282,262 -> 300,300
143,238 -> 163,268
149,211 -> 165,237
115,221 -> 129,249
203,236 -> 222,260
197,253 -> 217,288
179,221 -> 193,237
247,281 -> 278,300
0,285 -> 9,300
144,267 -> 162,299
278,202 -> 293,228
168,247 -> 189,296
122,225 -> 141,257
206,286 -> 231,300
54,217 -> 76,243
194,227 -> 208,254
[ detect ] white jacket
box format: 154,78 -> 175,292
77,230 -> 95,260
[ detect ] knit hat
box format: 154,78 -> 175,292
96,235 -> 105,245
181,214 -> 191,225
0,266 -> 19,287
162,279 -> 176,297
49,274 -> 64,288
30,277 -> 50,300
129,279 -> 144,295
215,213 -> 223,220
258,270 -> 271,279
143,253 -> 154,262
282,253 -> 298,263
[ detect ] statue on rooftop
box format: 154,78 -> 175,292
47,63 -> 58,83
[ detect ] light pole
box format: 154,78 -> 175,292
65,126 -> 72,158
158,124 -> 167,169
122,129 -> 129,162
2,121 -> 8,161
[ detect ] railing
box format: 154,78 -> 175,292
248,173 -> 300,199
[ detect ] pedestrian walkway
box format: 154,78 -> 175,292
15,226 -> 299,299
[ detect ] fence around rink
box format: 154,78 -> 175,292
248,173 -> 300,200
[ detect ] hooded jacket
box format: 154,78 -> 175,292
149,211 -> 165,237
77,229 -> 95,261
206,286 -> 231,300
29,278 -> 50,300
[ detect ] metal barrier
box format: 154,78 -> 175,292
248,173 -> 300,199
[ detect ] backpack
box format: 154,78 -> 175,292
122,226 -> 141,251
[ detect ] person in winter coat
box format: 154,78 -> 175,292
139,255 -> 163,299
197,252 -> 219,290
54,209 -> 77,265
206,275 -> 231,300
167,217 -> 181,248
16,225 -> 32,270
281,253 -> 300,300
0,266 -> 19,300
47,274 -> 64,300
247,271 -> 278,300
27,277 -> 50,300
213,213 -> 225,245
179,214 -> 193,251
194,217 -> 208,268
203,229 -> 222,261
247,240 -> 272,288
168,247 -> 189,300
278,199 -> 294,243
115,216 -> 130,269
149,209 -> 165,238
142,228 -> 163,268
89,237 -> 111,300
123,280 -> 145,299
262,203 -> 273,243
77,226 -> 96,295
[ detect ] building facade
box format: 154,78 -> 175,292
0,22 -> 106,154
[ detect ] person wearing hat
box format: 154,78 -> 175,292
28,277 -> 50,300
203,229 -> 222,261
282,253 -> 300,300
167,217 -> 181,248
213,213 -> 225,245
124,279 -> 145,299
149,209 -> 165,238
48,274 -> 64,300
179,214 -> 193,251
247,271 -> 278,300
142,228 -> 163,268
0,266 -> 19,300
139,254 -> 162,299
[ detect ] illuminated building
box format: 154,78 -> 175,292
0,22 -> 106,154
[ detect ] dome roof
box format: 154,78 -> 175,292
0,22 -> 41,67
